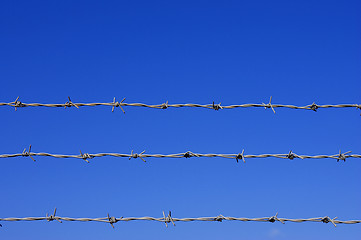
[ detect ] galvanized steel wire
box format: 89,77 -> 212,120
0,147 -> 359,162
2,97 -> 360,231
1,96 -> 360,114
1,209 -> 360,228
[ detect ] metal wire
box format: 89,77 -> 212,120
0,147 -> 358,163
1,209 -> 359,228
1,96 -> 360,114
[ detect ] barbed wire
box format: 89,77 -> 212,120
1,209 -> 360,228
1,96 -> 360,114
0,146 -> 359,163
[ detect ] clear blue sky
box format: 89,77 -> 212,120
0,0 -> 360,239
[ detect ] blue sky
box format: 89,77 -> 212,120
0,0 -> 360,239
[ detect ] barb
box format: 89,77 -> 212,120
183,151 -> 200,158
112,97 -> 126,113
12,96 -> 25,111
46,208 -> 62,223
310,102 -> 319,112
1,148 -> 360,162
1,98 -> 360,114
64,97 -> 79,109
22,145 -> 35,162
286,150 -> 300,160
161,101 -> 168,109
212,101 -> 223,111
163,211 -> 175,227
129,150 -> 146,162
214,214 -> 226,222
262,96 -> 276,114
107,213 -> 118,228
79,150 -> 93,163
1,211 -> 360,227
236,149 -> 245,163
337,150 -> 351,162
321,216 -> 338,227
268,212 -> 285,224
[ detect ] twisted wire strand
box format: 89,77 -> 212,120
1,96 -> 360,113
1,210 -> 360,227
0,148 -> 359,162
